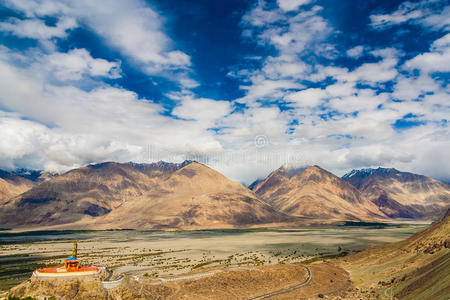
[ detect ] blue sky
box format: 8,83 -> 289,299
0,0 -> 448,183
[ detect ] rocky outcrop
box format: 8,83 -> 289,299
9,275 -> 110,300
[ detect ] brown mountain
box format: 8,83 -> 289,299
0,161 -> 285,229
342,168 -> 450,219
251,165 -> 386,221
0,170 -> 36,205
339,208 -> 450,299
93,161 -> 286,229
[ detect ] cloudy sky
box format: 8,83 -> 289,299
0,0 -> 449,183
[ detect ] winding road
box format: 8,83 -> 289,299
247,265 -> 312,300
151,270 -> 219,284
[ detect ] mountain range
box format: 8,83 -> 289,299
250,165 -> 385,221
0,161 -> 287,229
0,162 -> 448,230
342,167 -> 450,219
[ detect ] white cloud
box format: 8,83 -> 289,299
277,0 -> 313,12
431,33 -> 450,49
0,0 -> 449,185
0,17 -> 76,40
1,0 -> 192,80
338,51 -> 399,85
172,97 -> 232,125
370,0 -> 450,31
370,2 -> 424,29
285,88 -> 327,107
229,2 -> 450,183
421,6 -> 450,31
394,33 -> 450,102
404,34 -> 450,73
328,89 -> 388,114
392,74 -> 440,101
274,7 -> 330,54
219,106 -> 288,143
262,56 -> 310,79
0,116 -> 47,160
241,3 -> 284,27
0,114 -> 147,172
43,49 -> 121,81
242,3 -> 331,55
346,45 -> 364,58
240,78 -> 303,103
0,52 -> 224,171
239,2 -> 331,104
325,82 -> 355,97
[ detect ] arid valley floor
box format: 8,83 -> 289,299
2,221 -> 443,299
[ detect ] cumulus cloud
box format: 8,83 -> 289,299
277,0 -> 313,12
0,0 -> 448,185
68,0 -> 192,73
43,49 -> 121,81
228,1 -> 450,183
238,2 -> 331,104
172,97 -> 232,125
0,16 -> 76,40
285,88 -> 327,107
346,45 -> 365,58
392,74 -> 440,101
1,0 -> 192,82
0,52 -> 225,171
339,54 -> 398,84
404,33 -> 450,73
370,0 -> 450,31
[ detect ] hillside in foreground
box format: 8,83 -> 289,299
337,208 -> 450,299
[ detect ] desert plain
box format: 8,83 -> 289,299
0,223 -> 425,294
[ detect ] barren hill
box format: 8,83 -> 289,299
251,165 -> 386,221
0,162 -> 160,227
0,161 -> 285,229
90,161 -> 286,229
339,209 -> 450,299
342,167 -> 450,219
0,170 -> 36,205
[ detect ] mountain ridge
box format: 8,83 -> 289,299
252,165 -> 386,221
342,167 -> 450,219
1,162 -> 449,230
0,161 -> 288,230
0,170 -> 36,205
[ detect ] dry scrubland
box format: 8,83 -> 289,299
0,225 -> 425,297
7,263 -> 351,300
335,211 -> 450,299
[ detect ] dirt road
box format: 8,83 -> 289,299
247,265 -> 311,299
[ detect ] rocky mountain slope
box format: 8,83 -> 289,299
0,161 -> 285,229
3,162 -> 447,230
339,208 -> 450,299
342,167 -> 450,219
0,170 -> 36,205
251,165 -> 386,221
91,161 -> 286,229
